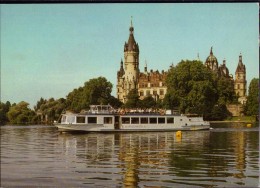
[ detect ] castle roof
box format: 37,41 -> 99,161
236,53 -> 246,72
218,59 -> 230,77
124,19 -> 139,52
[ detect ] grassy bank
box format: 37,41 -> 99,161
210,116 -> 258,123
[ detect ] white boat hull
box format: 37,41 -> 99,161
55,123 -> 210,132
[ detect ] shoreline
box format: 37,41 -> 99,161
210,121 -> 257,123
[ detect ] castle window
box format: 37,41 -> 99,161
160,89 -> 164,95
237,84 -> 240,89
140,91 -> 144,96
153,90 -> 157,95
146,90 -> 150,96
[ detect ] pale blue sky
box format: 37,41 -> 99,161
1,3 -> 259,107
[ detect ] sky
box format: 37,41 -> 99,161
1,3 -> 259,108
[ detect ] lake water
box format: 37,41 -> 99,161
1,123 -> 259,187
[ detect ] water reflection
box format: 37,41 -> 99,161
57,128 -> 258,187
1,125 -> 259,187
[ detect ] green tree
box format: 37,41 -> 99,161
7,101 -> 36,124
205,104 -> 232,121
66,77 -> 114,112
0,101 -> 11,125
108,96 -> 123,109
36,98 -> 66,124
34,97 -> 47,111
216,77 -> 237,104
164,60 -> 217,115
139,95 -> 156,109
245,78 -> 259,116
124,89 -> 140,108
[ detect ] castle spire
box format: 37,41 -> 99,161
210,46 -> 213,55
197,53 -> 200,61
144,59 -> 148,73
124,17 -> 139,52
129,16 -> 134,34
239,52 -> 242,63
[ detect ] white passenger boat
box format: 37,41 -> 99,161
54,105 -> 210,132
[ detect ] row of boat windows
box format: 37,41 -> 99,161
62,116 -> 175,124
122,117 -> 174,124
62,116 -> 113,124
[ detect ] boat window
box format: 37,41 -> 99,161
67,116 -> 75,123
104,117 -> 113,124
61,116 -> 66,123
76,116 -> 85,123
149,117 -> 157,124
122,117 -> 130,124
167,117 -> 174,124
88,117 -> 97,124
140,117 -> 148,124
131,117 -> 139,124
158,117 -> 165,124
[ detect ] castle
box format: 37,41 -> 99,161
117,21 -> 247,104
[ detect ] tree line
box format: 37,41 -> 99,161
0,60 -> 258,125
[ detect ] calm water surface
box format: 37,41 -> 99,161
1,123 -> 259,187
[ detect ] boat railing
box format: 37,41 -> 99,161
88,105 -> 116,114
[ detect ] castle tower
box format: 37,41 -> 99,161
234,53 -> 247,104
117,18 -> 140,103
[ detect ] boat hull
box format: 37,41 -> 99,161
55,124 -> 210,133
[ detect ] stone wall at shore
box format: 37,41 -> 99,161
227,104 -> 244,116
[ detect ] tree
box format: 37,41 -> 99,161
35,97 -> 66,124
139,95 -> 156,109
216,77 -> 237,104
0,101 -> 11,125
164,60 -> 217,115
245,78 -> 259,116
34,97 -> 47,111
66,77 -> 114,112
124,89 -> 140,108
108,96 -> 123,109
7,101 -> 36,124
205,104 -> 232,121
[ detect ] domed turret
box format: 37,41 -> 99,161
205,47 -> 218,72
